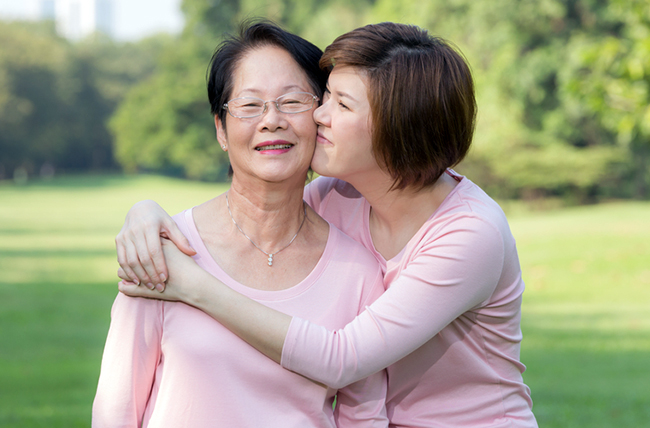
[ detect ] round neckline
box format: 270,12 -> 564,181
183,207 -> 334,301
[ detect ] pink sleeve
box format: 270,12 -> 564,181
92,293 -> 163,427
282,215 -> 504,389
335,371 -> 388,427
303,177 -> 335,212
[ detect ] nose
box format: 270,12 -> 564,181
313,102 -> 328,126
259,102 -> 286,131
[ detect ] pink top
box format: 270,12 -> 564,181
93,208 -> 389,428
282,174 -> 538,427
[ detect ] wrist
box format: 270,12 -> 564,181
184,269 -> 217,309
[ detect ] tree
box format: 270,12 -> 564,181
0,22 -> 72,178
563,0 -> 650,197
0,22 -> 162,179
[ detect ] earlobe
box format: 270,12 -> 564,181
215,116 -> 228,151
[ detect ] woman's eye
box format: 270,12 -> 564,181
338,101 -> 349,110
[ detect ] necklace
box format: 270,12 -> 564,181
226,192 -> 307,267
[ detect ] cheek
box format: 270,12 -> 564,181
297,116 -> 318,142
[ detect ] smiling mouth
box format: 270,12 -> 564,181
256,144 -> 293,151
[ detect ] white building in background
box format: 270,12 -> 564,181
1,0 -> 183,42
35,0 -> 56,19
36,0 -> 113,40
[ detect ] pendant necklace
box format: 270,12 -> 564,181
226,192 -> 307,267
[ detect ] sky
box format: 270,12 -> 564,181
0,0 -> 185,41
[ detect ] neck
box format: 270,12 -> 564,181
225,177 -> 307,249
351,171 -> 458,259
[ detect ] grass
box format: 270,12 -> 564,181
0,174 -> 648,427
0,174 -> 226,427
509,202 -> 650,426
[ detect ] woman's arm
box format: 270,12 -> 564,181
115,200 -> 196,290
92,294 -> 163,427
282,216 -> 506,387
122,216 -> 505,389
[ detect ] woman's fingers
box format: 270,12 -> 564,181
116,232 -> 156,287
116,237 -> 140,285
135,227 -> 166,290
145,216 -> 196,285
163,221 -> 196,257
117,267 -> 136,283
118,280 -> 174,299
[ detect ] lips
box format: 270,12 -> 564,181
316,132 -> 331,145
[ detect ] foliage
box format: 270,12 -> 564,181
1,174 -> 649,426
562,0 -> 650,197
1,0 -> 648,199
110,36 -> 221,180
0,22 -> 163,180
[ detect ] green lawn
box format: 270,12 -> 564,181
0,174 -> 648,427
510,202 -> 650,427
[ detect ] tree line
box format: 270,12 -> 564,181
1,0 -> 648,200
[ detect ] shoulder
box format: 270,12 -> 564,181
171,208 -> 192,232
304,178 -> 368,235
327,224 -> 377,266
437,177 -> 511,238
407,178 -> 512,263
304,177 -> 363,206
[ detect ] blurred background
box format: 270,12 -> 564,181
1,0 -> 648,198
0,0 -> 648,427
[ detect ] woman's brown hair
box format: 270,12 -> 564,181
320,22 -> 476,190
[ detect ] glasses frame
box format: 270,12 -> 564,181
222,92 -> 319,119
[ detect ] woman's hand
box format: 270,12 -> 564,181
115,200 -> 196,291
118,238 -> 208,303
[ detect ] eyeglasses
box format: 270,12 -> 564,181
223,92 -> 319,119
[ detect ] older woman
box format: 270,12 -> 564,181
116,23 -> 538,427
92,22 -> 388,428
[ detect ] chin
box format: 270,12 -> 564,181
310,154 -> 332,178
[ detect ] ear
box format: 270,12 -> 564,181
215,115 -> 227,150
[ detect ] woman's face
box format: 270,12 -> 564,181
311,66 -> 381,185
217,45 -> 318,186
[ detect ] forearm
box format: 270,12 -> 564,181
282,221 -> 505,388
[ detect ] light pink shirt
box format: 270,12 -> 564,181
93,208 -> 389,428
282,174 -> 538,427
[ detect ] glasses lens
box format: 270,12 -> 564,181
228,97 -> 264,118
277,92 -> 314,114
